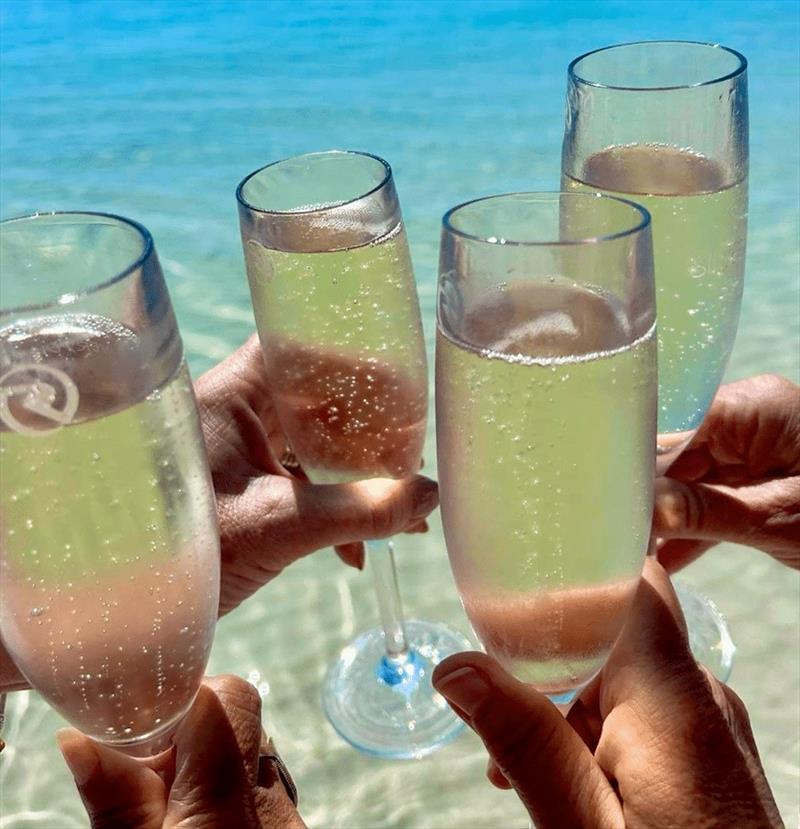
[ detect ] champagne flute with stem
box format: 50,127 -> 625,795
0,212 -> 220,757
436,191 -> 657,704
562,40 -> 747,679
236,150 -> 471,759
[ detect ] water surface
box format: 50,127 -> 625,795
1,1 -> 798,826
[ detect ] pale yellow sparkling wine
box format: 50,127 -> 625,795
0,316 -> 219,746
245,223 -> 428,484
436,284 -> 656,693
564,144 -> 747,440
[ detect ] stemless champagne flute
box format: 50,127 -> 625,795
0,212 -> 220,756
236,150 -> 471,758
436,192 -> 657,702
562,41 -> 746,678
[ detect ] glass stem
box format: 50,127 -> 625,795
369,539 -> 409,658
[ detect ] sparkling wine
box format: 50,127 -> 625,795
245,223 -> 427,484
266,338 -> 426,483
0,314 -> 219,747
564,144 -> 747,443
436,283 -> 656,692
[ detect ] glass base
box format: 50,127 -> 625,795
674,580 -> 736,683
322,619 -> 473,759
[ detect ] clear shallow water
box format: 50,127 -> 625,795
1,1 -> 798,826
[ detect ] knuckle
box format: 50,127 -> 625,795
368,504 -> 394,538
473,701 -> 557,776
367,487 -> 404,539
683,485 -> 707,533
205,674 -> 262,717
90,801 -> 161,829
756,373 -> 795,395
658,481 -> 705,534
720,684 -> 751,727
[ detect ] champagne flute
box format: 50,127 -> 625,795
562,41 -> 746,678
0,212 -> 220,756
436,192 -> 657,701
236,150 -> 471,759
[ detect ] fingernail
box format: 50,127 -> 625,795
412,478 -> 439,514
355,547 -> 365,571
57,728 -> 98,787
433,666 -> 490,717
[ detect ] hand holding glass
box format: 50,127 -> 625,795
561,41 -> 747,679
237,151 -> 470,758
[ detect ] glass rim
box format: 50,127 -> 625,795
0,210 -> 153,315
441,191 -> 651,248
235,149 -> 393,217
568,40 -> 747,92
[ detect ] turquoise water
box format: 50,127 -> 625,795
1,1 -> 798,826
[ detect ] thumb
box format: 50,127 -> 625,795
57,729 -> 166,829
166,681 -> 262,828
226,473 -> 437,567
594,560 -> 780,827
218,474 -> 439,612
277,474 -> 439,547
432,652 -> 622,829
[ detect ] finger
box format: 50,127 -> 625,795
663,445 -> 714,481
655,538 -> 718,572
187,679 -> 305,829
195,335 -> 291,479
698,665 -> 785,823
698,666 -> 761,759
653,477 -> 750,540
565,696 -> 604,754
592,559 -> 700,781
653,476 -> 800,565
669,374 -> 800,480
167,678 -> 263,827
217,474 -> 439,614
335,519 -> 427,570
197,334 -> 268,411
200,675 -> 264,785
57,728 -> 166,829
486,758 -> 513,790
701,672 -> 784,826
600,557 -> 691,706
594,560 -> 777,824
299,475 -> 439,541
220,474 -> 437,577
588,559 -> 695,756
433,652 -> 621,829
335,542 -> 365,571
254,731 -> 308,829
